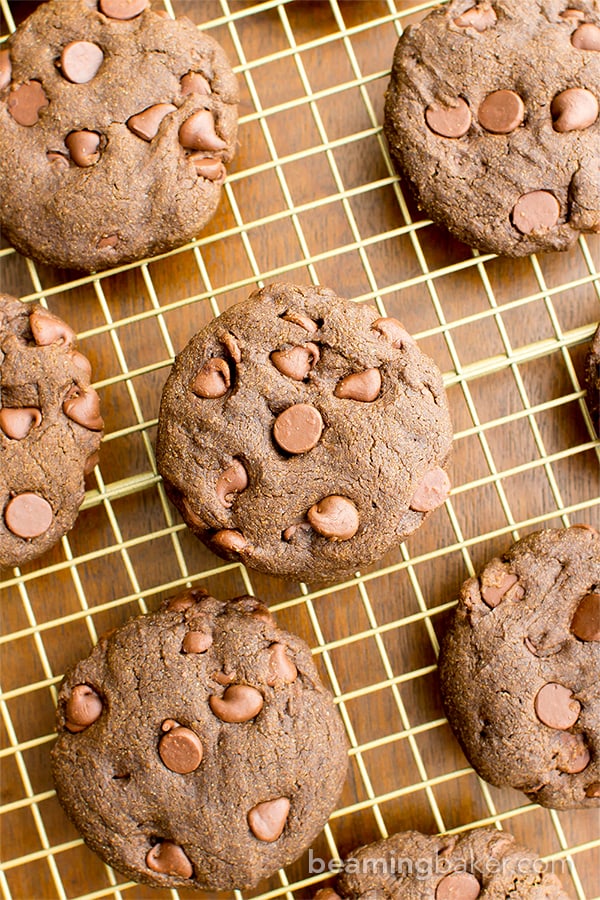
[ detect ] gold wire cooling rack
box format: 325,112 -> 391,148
1,0 -> 599,898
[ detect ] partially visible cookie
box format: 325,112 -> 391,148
384,0 -> 600,256
315,827 -> 568,898
439,526 -> 600,809
586,324 -> 599,431
51,589 -> 348,891
0,0 -> 238,271
155,283 -> 453,583
0,295 -> 103,568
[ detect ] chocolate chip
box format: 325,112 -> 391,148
215,460 -> 248,508
181,72 -> 211,95
0,49 -> 12,92
571,23 -> 600,50
66,130 -> 101,167
7,81 -> 48,126
97,234 -> 118,249
47,152 -> 69,168
182,630 -> 213,653
556,732 -> 590,774
307,495 -> 359,541
65,684 -> 103,732
0,407 -> 41,440
425,99 -> 471,138
220,332 -> 241,363
30,307 -> 76,347
314,891 -> 342,900
453,4 -> 497,31
146,841 -> 193,878
512,191 -> 560,234
371,316 -> 414,348
192,358 -> 230,397
481,572 -> 518,608
273,404 -> 323,454
560,9 -> 586,22
571,592 -> 600,641
165,587 -> 209,611
127,103 -> 176,141
334,368 -> 381,402
478,90 -> 525,134
179,110 -> 227,151
534,682 -> 581,730
410,467 -> 450,512
211,528 -> 248,555
209,684 -> 264,722
99,0 -> 148,19
4,492 -> 53,539
84,451 -> 100,475
585,782 -> 600,797
158,720 -> 203,773
63,387 -> 104,431
282,311 -> 319,332
270,343 -> 320,380
436,872 -> 480,899
247,797 -> 290,842
266,643 -> 298,686
189,155 -> 226,181
551,88 -> 599,132
234,595 -> 274,622
60,41 -> 104,84
69,350 -> 93,380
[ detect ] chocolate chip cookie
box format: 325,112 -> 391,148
0,295 -> 103,569
155,283 -> 453,583
315,827 -> 568,898
384,0 -> 600,257
51,589 -> 348,891
0,0 -> 238,272
586,324 -> 599,431
439,526 -> 600,809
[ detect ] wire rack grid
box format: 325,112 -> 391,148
0,0 -> 599,898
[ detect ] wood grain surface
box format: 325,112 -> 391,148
1,1 -> 599,899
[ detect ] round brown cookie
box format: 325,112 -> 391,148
51,589 -> 348,891
384,0 -> 600,257
0,294 -> 103,569
155,283 -> 453,584
439,526 -> 600,809
314,827 -> 568,898
585,324 -> 599,431
0,0 -> 237,272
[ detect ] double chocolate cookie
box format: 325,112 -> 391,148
51,589 -> 348,891
0,0 -> 238,271
0,295 -> 102,568
315,827 -> 568,898
155,283 -> 453,583
384,0 -> 600,256
439,526 -> 600,809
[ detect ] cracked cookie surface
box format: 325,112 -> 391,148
384,0 -> 600,256
155,282 -> 453,583
0,0 -> 238,271
51,590 -> 348,891
0,294 -> 102,569
439,526 -> 600,809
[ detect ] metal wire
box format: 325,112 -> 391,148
1,1 -> 599,898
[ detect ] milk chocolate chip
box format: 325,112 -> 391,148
215,460 -> 248,507
436,872 -> 480,899
99,0 -> 149,19
158,720 -> 203,773
273,404 -> 323,454
571,592 -> 600,641
60,41 -> 104,84
551,88 -> 598,132
334,368 -> 381,402
4,492 -> 53,539
512,191 -> 560,234
585,782 -> 600,797
182,630 -> 213,653
0,49 -> 11,92
211,528 -> 248,555
481,571 -> 518,609
146,841 -> 193,878
7,81 -> 48,126
534,683 -> 581,730
425,99 -> 471,138
555,732 -> 590,774
66,131 -> 101,167
209,684 -> 264,722
30,308 -> 76,347
247,797 -> 290,842
270,343 -> 320,380
478,90 -> 525,134
65,684 -> 103,732
192,358 -> 231,398
63,388 -> 104,431
128,104 -> 176,141
410,467 -> 450,512
307,495 -> 359,541
281,311 -> 319,332
453,4 -> 497,31
181,72 -> 211,95
371,316 -> 413,347
179,110 -> 227,151
0,408 -> 41,440
266,643 -> 298,685
571,23 -> 600,50
190,156 -> 226,180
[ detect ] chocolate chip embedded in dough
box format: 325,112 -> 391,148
65,684 -> 103,732
560,9 -> 586,22
209,684 -> 264,722
181,72 -> 211,95
158,720 -> 203,773
127,103 -> 177,141
47,151 -> 69,168
146,841 -> 193,878
307,495 -> 359,541
585,782 -> 600,797
7,81 -> 48,126
211,528 -> 248,555
314,891 -> 342,900
165,587 -> 209,612
30,307 -> 76,347
555,732 -> 590,774
453,4 -> 497,31
63,387 -> 104,431
69,350 -> 93,380
190,155 -> 226,180
192,358 -> 231,398
436,871 -> 481,899
551,88 -> 599,132
571,23 -> 600,50
478,90 -> 525,134
97,234 -> 118,249
215,459 -> 248,508
410,467 -> 450,512
247,797 -> 290,842
273,404 -> 323,454
334,368 -> 381,402
60,41 -> 104,84
220,332 -> 241,363
99,0 -> 149,20
66,130 -> 101,167
266,643 -> 298,686
571,592 -> 600,642
270,343 -> 320,380
0,407 -> 41,440
4,492 -> 53,539
182,630 -> 213,653
0,49 -> 12,91
425,99 -> 471,138
371,316 -> 414,347
481,571 -> 518,609
282,310 -> 319,332
84,451 -> 100,475
179,110 -> 227,151
512,191 -> 560,234
534,682 -> 581,730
